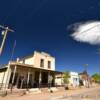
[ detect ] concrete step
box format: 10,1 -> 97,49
41,87 -> 58,93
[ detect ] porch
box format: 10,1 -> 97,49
8,62 -> 58,89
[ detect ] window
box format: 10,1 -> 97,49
40,59 -> 44,67
48,61 -> 51,69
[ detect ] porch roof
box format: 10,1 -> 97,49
0,67 -> 7,72
10,61 -> 62,74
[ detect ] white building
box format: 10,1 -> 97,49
69,72 -> 79,87
0,51 -> 61,89
55,71 -> 79,87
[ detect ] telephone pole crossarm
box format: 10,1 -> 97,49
0,25 -> 14,32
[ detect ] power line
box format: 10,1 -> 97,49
78,23 -> 100,34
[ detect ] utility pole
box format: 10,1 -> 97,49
0,25 -> 14,55
84,64 -> 88,72
83,64 -> 90,88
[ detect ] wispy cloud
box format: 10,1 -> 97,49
69,21 -> 100,45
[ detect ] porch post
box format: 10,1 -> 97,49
4,62 -> 11,91
39,71 -> 42,89
0,71 -> 5,90
48,71 -> 50,88
11,65 -> 17,92
12,65 -> 17,85
27,70 -> 30,90
16,74 -> 19,88
20,77 -> 24,89
53,72 -> 55,87
61,73 -> 63,86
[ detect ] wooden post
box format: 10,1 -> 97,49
20,77 -> 24,89
61,73 -> 63,86
0,71 -> 5,90
48,71 -> 51,88
27,71 -> 30,90
48,71 -> 53,93
39,71 -> 42,89
11,65 -> 17,92
12,66 -> 17,85
16,74 -> 19,88
52,72 -> 55,87
4,62 -> 10,92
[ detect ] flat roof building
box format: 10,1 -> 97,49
0,51 -> 62,90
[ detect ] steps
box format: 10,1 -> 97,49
41,87 -> 58,93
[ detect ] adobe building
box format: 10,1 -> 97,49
0,51 -> 61,90
79,71 -> 91,87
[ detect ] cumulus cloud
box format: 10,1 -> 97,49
70,21 -> 100,45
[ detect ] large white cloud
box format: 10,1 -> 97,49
70,21 -> 100,45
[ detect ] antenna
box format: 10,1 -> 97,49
10,40 -> 16,61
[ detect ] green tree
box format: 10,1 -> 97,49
63,71 -> 70,90
92,74 -> 100,83
63,71 -> 70,85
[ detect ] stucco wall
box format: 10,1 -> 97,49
0,65 -> 11,88
24,57 -> 34,65
55,78 -> 63,85
0,71 -> 5,84
55,72 -> 79,86
33,51 -> 55,70
69,72 -> 79,87
17,51 -> 55,71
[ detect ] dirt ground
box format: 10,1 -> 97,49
0,86 -> 100,100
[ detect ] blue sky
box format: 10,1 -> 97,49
0,0 -> 100,75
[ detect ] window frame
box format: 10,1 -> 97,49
48,61 -> 51,69
40,59 -> 44,67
